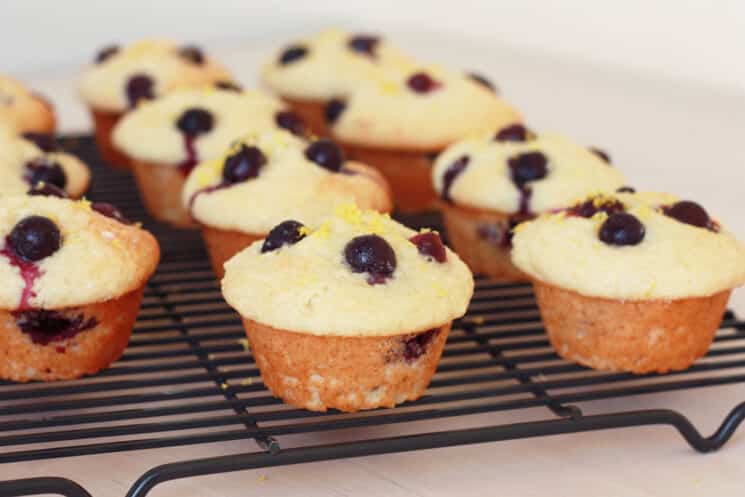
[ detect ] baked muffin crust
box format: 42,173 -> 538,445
80,39 -> 231,112
0,133 -> 90,198
0,196 -> 159,309
261,28 -> 413,101
222,205 -> 473,336
113,86 -> 286,165
183,130 -> 392,234
329,65 -> 521,151
512,191 -> 745,299
0,75 -> 56,134
433,131 -> 624,213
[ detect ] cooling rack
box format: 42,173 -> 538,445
1,136 -> 744,497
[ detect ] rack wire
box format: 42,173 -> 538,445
1,135 -> 744,497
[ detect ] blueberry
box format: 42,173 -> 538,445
27,183 -> 68,199
504,213 -> 535,248
305,139 -> 345,172
95,44 -> 120,64
261,220 -> 307,253
92,202 -> 131,225
176,108 -> 214,136
477,223 -> 505,246
8,216 -> 62,262
468,72 -> 497,93
215,80 -> 242,92
664,201 -> 711,230
407,72 -> 441,93
126,74 -> 155,108
178,45 -> 204,65
599,213 -> 645,246
279,45 -> 308,65
275,111 -> 306,136
494,124 -> 532,142
409,232 -> 447,263
590,147 -> 611,163
15,310 -> 97,346
325,98 -> 346,124
402,329 -> 439,362
222,144 -> 266,184
568,197 -> 625,218
508,151 -> 548,187
22,132 -> 58,152
348,35 -> 379,56
441,155 -> 470,203
26,158 -> 67,189
344,234 -> 397,284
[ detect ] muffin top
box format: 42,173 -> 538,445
0,196 -> 159,310
112,86 -> 288,166
222,205 -> 473,336
327,65 -> 521,151
79,40 -> 232,113
0,75 -> 56,134
512,191 -> 745,300
182,130 -> 392,234
432,126 -> 625,214
0,132 -> 90,199
260,28 -> 413,101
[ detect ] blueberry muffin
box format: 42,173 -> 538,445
512,191 -> 745,373
432,125 -> 625,280
222,205 -> 473,411
183,130 -> 392,278
113,86 -> 289,227
79,40 -> 232,168
261,28 -> 413,136
0,132 -> 90,199
0,196 -> 159,381
328,65 -> 521,211
0,75 -> 56,134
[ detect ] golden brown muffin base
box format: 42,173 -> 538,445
90,109 -> 131,169
243,319 -> 451,412
340,144 -> 438,213
0,288 -> 144,382
201,227 -> 262,279
533,281 -> 731,374
131,160 -> 196,228
282,97 -> 328,138
20,93 -> 56,134
443,204 -> 528,282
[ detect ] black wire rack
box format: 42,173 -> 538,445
1,135 -> 745,497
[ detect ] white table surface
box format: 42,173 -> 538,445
3,30 -> 745,496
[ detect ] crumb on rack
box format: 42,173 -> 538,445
470,315 -> 485,325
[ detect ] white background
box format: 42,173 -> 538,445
3,0 -> 745,95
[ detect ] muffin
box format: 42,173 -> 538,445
79,40 -> 232,168
0,195 -> 159,381
0,75 -> 56,134
261,28 -> 413,136
432,126 -> 625,280
222,205 -> 473,411
183,129 -> 392,278
113,86 -> 289,227
0,132 -> 90,199
328,65 -> 521,212
512,191 -> 745,373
